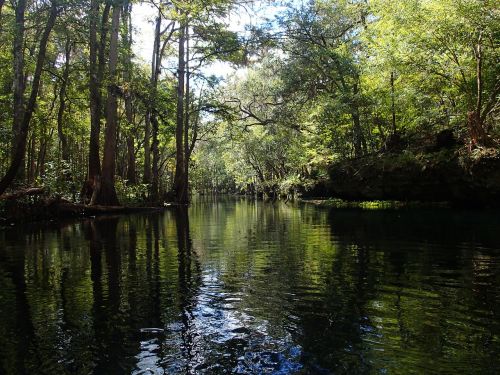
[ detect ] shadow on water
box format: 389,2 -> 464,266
317,207 -> 500,374
86,217 -> 135,373
0,230 -> 39,374
0,200 -> 499,374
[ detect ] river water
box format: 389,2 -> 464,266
0,198 -> 499,374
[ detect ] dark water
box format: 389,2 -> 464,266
0,198 -> 499,374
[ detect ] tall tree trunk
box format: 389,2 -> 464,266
351,109 -> 363,157
57,36 -> 72,162
97,3 -> 111,99
351,82 -> 363,157
27,133 -> 35,184
151,116 -> 159,203
123,0 -> 136,185
11,0 -> 27,183
468,33 -> 488,146
91,4 -> 120,206
126,136 -> 136,184
475,34 -> 483,124
86,0 -> 103,197
143,14 -> 162,187
143,112 -> 152,183
36,131 -> 52,179
390,71 -> 396,135
183,23 -> 190,202
150,13 -> 161,203
84,0 -> 110,202
173,17 -> 186,203
0,0 -> 58,196
468,32 -> 489,148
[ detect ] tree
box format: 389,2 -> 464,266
83,0 -> 110,201
172,9 -> 187,203
278,0 -> 369,157
123,0 -> 136,185
367,0 -> 499,145
91,1 -> 121,205
0,0 -> 59,196
57,34 -> 73,162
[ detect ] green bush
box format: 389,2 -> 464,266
115,177 -> 150,206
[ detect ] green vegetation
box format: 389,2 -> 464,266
303,198 -> 451,209
0,0 -> 498,208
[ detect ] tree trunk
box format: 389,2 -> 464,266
183,23 -> 190,202
173,16 -> 186,203
151,116 -> 159,203
57,36 -> 72,162
188,95 -> 201,159
36,132 -> 51,179
84,0 -> 111,202
351,82 -> 363,157
150,13 -> 161,203
91,4 -> 120,206
11,0 -> 27,183
123,0 -> 136,185
475,34 -> 483,126
143,112 -> 152,183
351,109 -> 363,157
86,0 -> 103,195
27,133 -> 35,184
0,1 -> 58,196
390,71 -> 396,135
468,33 -> 491,148
126,136 -> 136,184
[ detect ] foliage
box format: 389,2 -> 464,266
115,177 -> 150,206
38,160 -> 79,201
193,0 -> 499,197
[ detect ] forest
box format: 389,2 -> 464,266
0,1 -> 499,373
0,0 -> 498,211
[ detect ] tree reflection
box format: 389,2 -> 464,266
0,229 -> 38,374
174,206 -> 202,373
326,208 -> 500,373
86,217 -> 130,373
0,203 -> 499,374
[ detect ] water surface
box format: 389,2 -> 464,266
0,198 -> 499,374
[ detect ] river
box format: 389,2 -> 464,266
0,197 -> 499,374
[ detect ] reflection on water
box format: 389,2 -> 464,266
0,197 -> 499,374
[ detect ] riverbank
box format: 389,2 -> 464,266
318,146 -> 500,208
301,198 -> 451,209
0,191 -> 168,224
